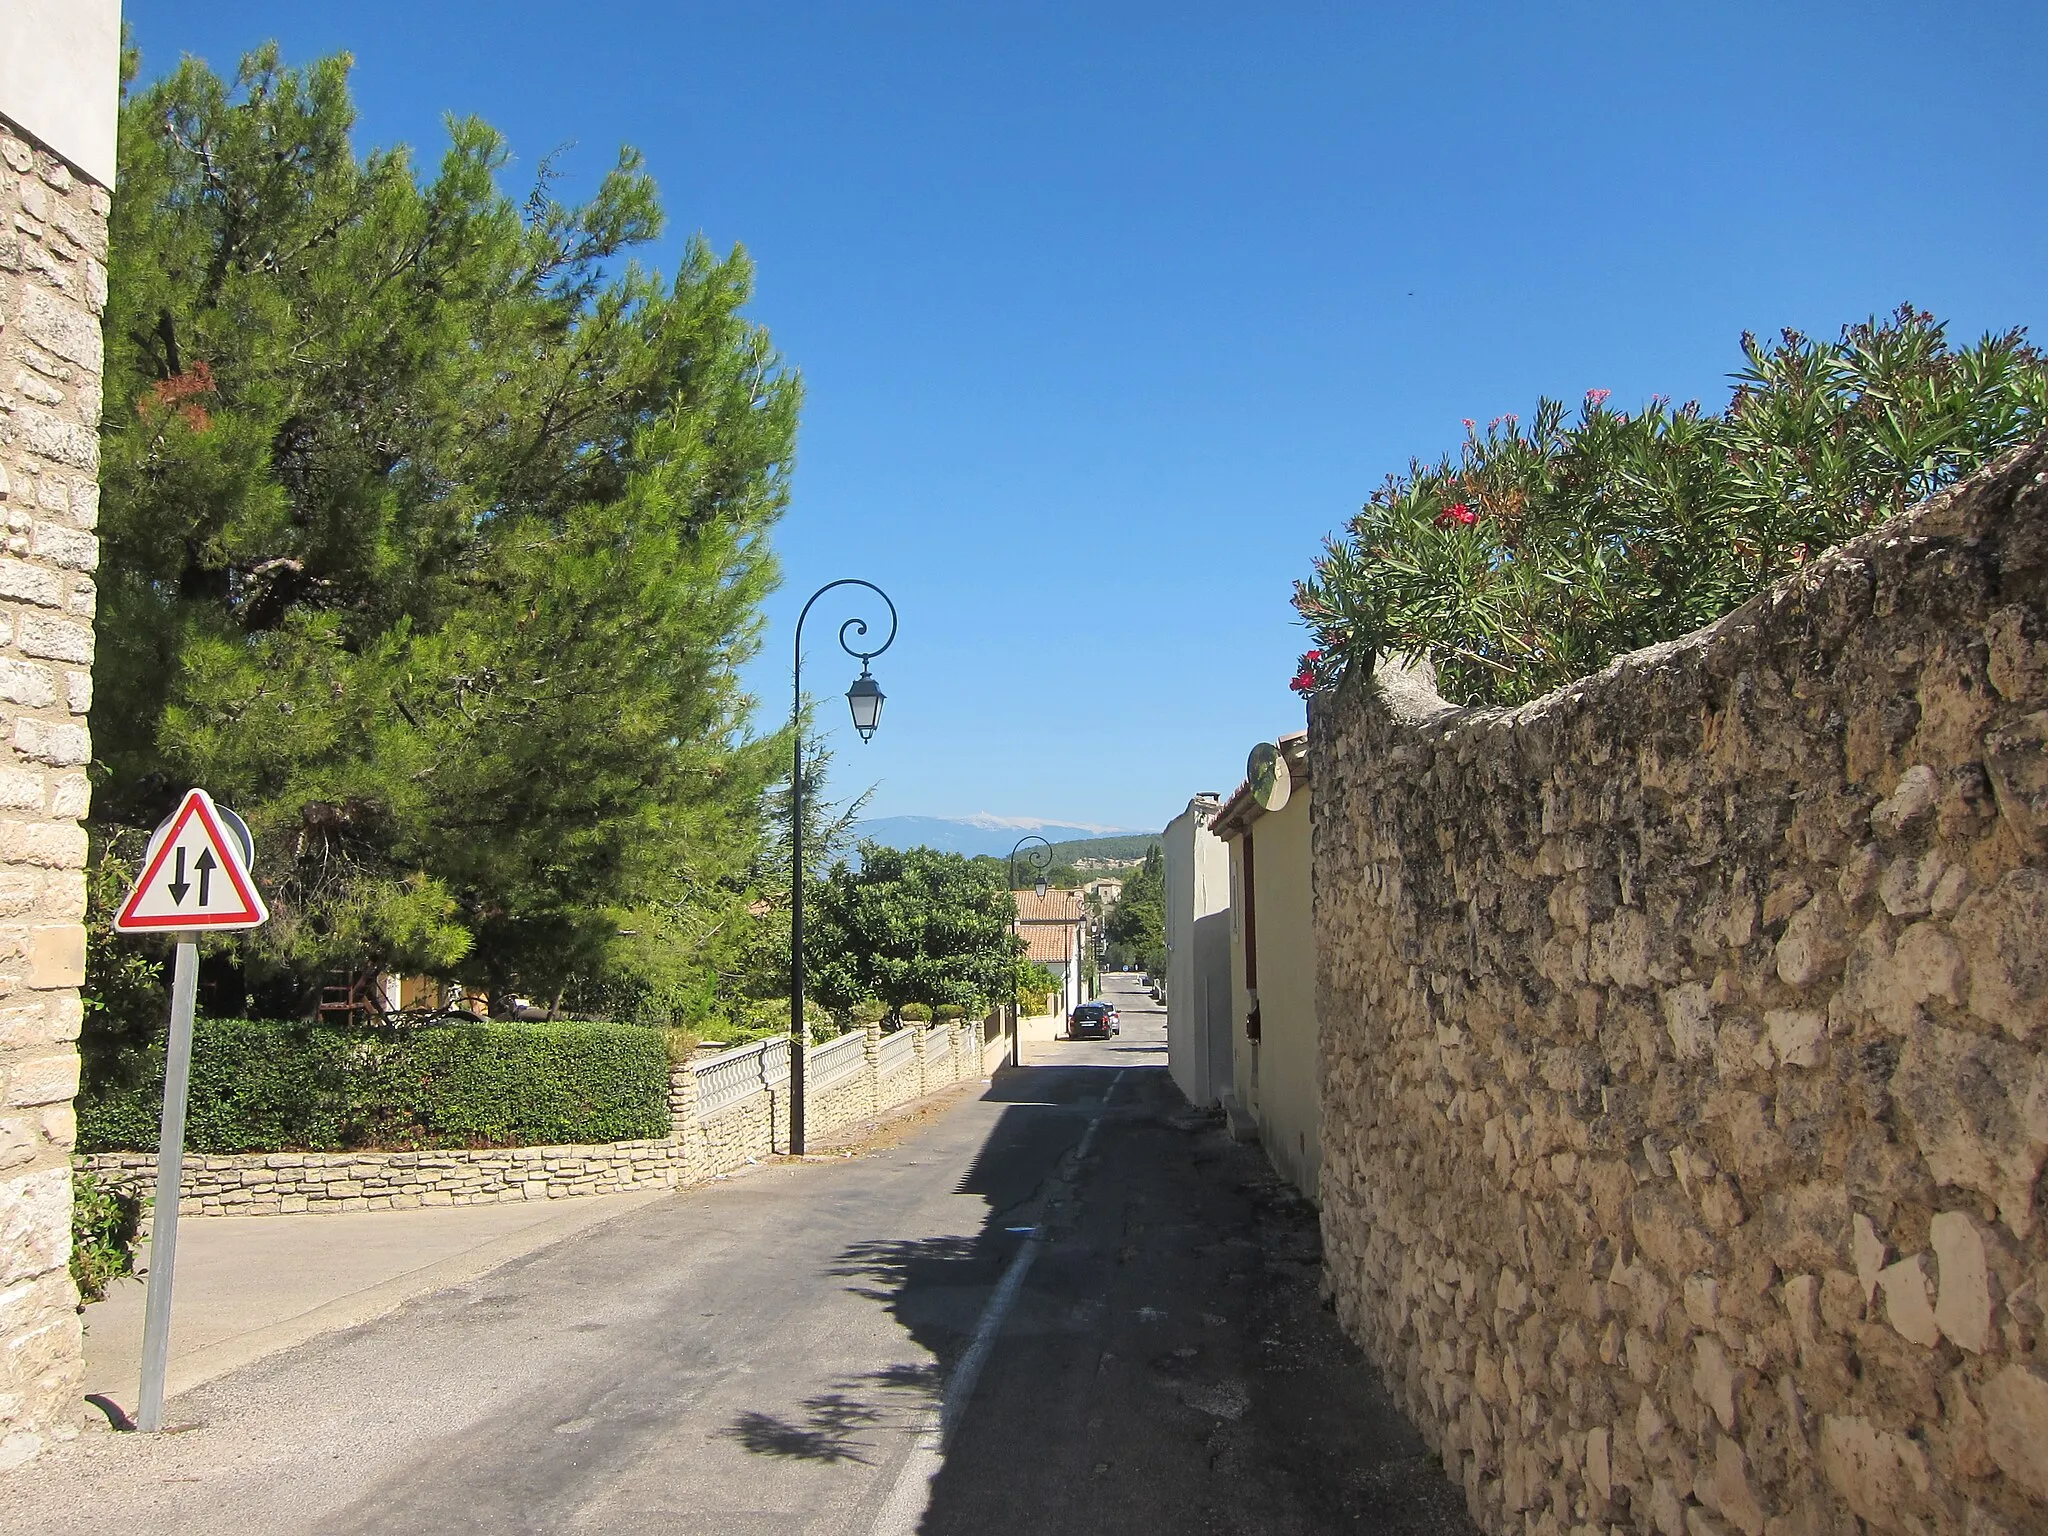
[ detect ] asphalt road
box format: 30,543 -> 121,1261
7,974 -> 1470,1534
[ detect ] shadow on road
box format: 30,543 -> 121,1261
721,1394 -> 880,1464
723,1056 -> 1474,1534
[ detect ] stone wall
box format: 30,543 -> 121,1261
0,113 -> 104,1472
1311,445 -> 2048,1536
89,1022 -> 991,1219
85,1141 -> 688,1216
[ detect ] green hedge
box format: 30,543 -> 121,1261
78,1018 -> 671,1154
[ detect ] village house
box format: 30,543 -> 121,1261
1208,732 -> 1321,1202
1012,886 -> 1088,1019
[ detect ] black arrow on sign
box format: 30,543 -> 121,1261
168,848 -> 190,905
195,848 -> 216,907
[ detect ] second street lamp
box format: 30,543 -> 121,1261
790,579 -> 898,1156
1007,834 -> 1054,1070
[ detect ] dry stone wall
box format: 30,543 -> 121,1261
0,114 -> 104,1472
89,1023 -> 989,1218
1311,445 -> 2048,1536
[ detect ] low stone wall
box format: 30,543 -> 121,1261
85,1141 -> 686,1215
88,1019 -> 992,1218
1311,445 -> 2048,1535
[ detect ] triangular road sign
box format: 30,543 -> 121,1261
114,789 -> 270,932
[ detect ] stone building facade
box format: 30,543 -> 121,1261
1312,446 -> 2048,1534
0,88 -> 112,1469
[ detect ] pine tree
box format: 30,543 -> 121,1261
92,46 -> 796,1021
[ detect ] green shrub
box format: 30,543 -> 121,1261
1293,308 -> 2048,706
69,1168 -> 142,1304
933,1004 -> 965,1022
709,998 -> 835,1047
77,1018 -> 671,1153
898,1002 -> 933,1023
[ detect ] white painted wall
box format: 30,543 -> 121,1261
0,0 -> 122,187
1164,798 -> 1231,1106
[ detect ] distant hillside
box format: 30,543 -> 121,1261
854,815 -> 1149,860
1043,833 -> 1159,864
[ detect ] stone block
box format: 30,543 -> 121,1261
14,613 -> 90,665
0,660 -> 55,710
3,1051 -> 77,1109
1875,1254 -> 1940,1348
25,925 -> 82,988
0,558 -> 64,608
10,719 -> 87,767
0,1164 -> 69,1285
1928,1210 -> 1992,1354
1980,1363 -> 2048,1501
28,521 -> 94,573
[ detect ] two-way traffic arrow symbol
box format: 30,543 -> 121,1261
113,788 -> 270,933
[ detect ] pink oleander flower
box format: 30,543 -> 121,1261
1585,388 -> 1611,407
1436,502 -> 1478,528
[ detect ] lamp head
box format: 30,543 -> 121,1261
1034,878 -> 1048,899
846,670 -> 884,741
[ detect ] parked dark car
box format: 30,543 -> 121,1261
1067,1002 -> 1119,1039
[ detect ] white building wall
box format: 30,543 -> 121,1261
1163,798 -> 1231,1106
0,2 -> 121,188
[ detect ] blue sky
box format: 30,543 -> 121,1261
124,2 -> 2047,832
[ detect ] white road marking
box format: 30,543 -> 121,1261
867,1069 -> 1126,1536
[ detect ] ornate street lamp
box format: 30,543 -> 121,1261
1006,834 -> 1054,1070
790,579 -> 898,1155
846,670 -> 885,740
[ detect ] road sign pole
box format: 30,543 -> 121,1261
136,937 -> 199,1432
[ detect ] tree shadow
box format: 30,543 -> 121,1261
715,1067 -> 1121,1476
719,1393 -> 882,1464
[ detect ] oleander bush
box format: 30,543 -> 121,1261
77,1018 -> 671,1153
1292,307 -> 2048,706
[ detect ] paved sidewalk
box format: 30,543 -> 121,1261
82,1190 -> 663,1420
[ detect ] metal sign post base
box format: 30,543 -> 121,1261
135,937 -> 198,1432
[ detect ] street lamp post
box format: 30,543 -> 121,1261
1006,834 -> 1053,1070
791,579 -> 897,1156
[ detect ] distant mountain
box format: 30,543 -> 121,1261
853,814 -> 1150,860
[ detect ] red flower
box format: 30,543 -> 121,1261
1435,502 -> 1477,528
1290,671 -> 1315,694
1303,649 -> 1323,663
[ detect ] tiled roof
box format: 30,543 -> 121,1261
1020,924 -> 1075,964
1013,888 -> 1085,922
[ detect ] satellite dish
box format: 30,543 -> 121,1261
1247,742 -> 1291,813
